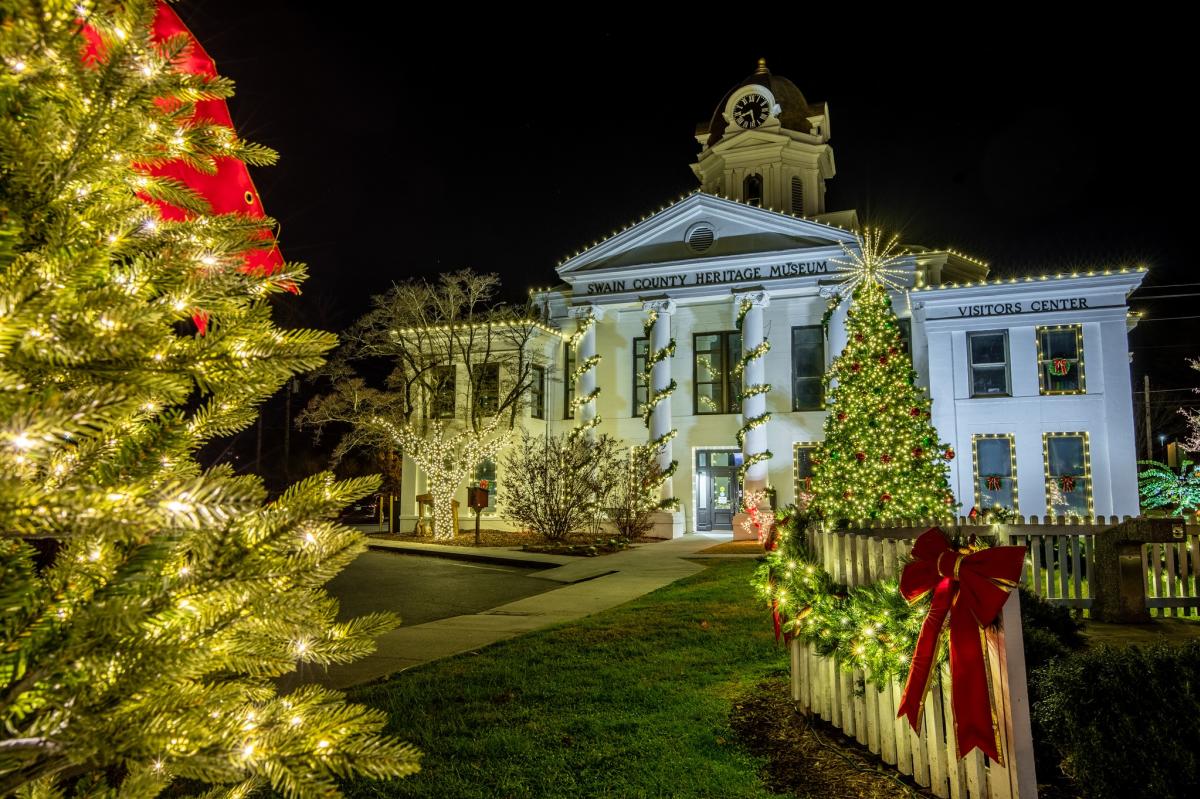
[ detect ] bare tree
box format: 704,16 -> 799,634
1182,358 -> 1200,454
601,444 -> 666,540
502,431 -> 616,541
299,270 -> 545,539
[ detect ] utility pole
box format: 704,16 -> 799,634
1143,374 -> 1153,460
284,379 -> 296,481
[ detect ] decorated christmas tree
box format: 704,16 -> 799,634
811,231 -> 956,522
1,2 -> 418,795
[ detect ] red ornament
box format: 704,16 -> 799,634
910,407 -> 921,417
880,492 -> 892,503
843,490 -> 853,499
855,333 -> 864,342
912,446 -> 924,458
945,449 -> 955,461
897,528 -> 1027,761
851,362 -> 862,373
837,412 -> 847,422
879,355 -> 889,365
881,453 -> 893,464
855,451 -> 866,462
968,506 -> 979,520
889,346 -> 899,355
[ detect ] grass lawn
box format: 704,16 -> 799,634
345,560 -> 790,799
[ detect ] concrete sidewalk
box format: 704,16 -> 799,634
317,533 -> 734,689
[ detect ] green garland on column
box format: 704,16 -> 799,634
735,298 -> 772,482
567,311 -> 601,438
641,308 -> 678,501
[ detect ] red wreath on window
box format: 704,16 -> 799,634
1059,475 -> 1077,493
1050,358 -> 1071,376
985,474 -> 1003,491
479,479 -> 490,490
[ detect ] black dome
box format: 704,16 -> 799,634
701,59 -> 821,147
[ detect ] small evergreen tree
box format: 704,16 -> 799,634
811,232 -> 956,522
0,2 -> 418,795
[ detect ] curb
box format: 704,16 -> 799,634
365,541 -> 572,570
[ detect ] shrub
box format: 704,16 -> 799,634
1032,642 -> 1200,799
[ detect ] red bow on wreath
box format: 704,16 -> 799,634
897,528 -> 1026,761
985,474 -> 1003,491
1050,358 -> 1071,376
1059,475 -> 1076,493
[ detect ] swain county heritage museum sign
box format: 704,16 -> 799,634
584,260 -> 831,296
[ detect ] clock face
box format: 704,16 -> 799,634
733,93 -> 771,129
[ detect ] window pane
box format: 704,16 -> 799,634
970,333 -> 1005,366
975,437 -> 1015,510
695,334 -> 721,353
696,382 -> 723,414
1047,436 -> 1084,476
792,326 -> 824,410
432,366 -> 455,418
972,365 -> 1008,396
897,319 -> 912,351
477,363 -> 499,415
634,338 -> 648,417
794,378 -> 822,409
531,366 -> 544,419
1043,330 -> 1078,360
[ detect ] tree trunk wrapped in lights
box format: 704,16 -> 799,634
811,230 -> 956,522
0,2 -> 418,795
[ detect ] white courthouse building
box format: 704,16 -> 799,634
397,60 -> 1146,537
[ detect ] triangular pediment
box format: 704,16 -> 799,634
557,191 -> 856,276
710,128 -> 788,152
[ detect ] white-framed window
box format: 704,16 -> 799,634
1036,325 -> 1085,394
1043,432 -> 1092,518
972,434 -> 1017,513
793,442 -> 817,499
967,331 -> 1010,397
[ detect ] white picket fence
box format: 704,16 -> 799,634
837,515 -> 1200,618
794,526 -> 1038,799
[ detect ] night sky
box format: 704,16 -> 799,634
178,3 -> 1197,464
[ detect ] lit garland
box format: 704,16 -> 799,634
751,507 -> 935,686
373,416 -> 509,540
735,298 -> 772,482
811,229 -> 956,523
568,310 -> 602,437
641,308 -> 679,498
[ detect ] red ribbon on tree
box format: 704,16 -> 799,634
81,3 -> 292,333
897,528 -> 1026,762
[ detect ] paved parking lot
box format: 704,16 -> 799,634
325,550 -> 556,627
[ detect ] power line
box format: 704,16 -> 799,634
1132,315 -> 1200,323
1138,282 -> 1200,289
1131,292 -> 1200,299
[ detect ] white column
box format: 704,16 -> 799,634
736,290 -> 770,491
643,298 -> 676,499
568,304 -> 602,434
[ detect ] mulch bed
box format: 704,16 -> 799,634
698,539 -> 766,555
368,529 -> 666,553
731,677 -> 935,799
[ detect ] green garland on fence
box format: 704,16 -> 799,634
751,506 -> 941,689
642,308 -> 678,507
735,298 -> 772,482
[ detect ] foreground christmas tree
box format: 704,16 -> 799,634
0,2 -> 418,795
811,231 -> 956,522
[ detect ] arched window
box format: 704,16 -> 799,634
791,176 -> 804,215
743,173 -> 763,207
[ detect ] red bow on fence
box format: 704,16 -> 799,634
897,528 -> 1026,762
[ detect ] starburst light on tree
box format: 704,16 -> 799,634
831,228 -> 910,295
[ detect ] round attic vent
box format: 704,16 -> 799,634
686,222 -> 716,253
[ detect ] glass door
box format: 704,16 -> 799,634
696,450 -> 740,531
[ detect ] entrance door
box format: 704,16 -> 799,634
696,450 -> 742,531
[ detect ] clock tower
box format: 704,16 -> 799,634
692,59 -> 835,218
